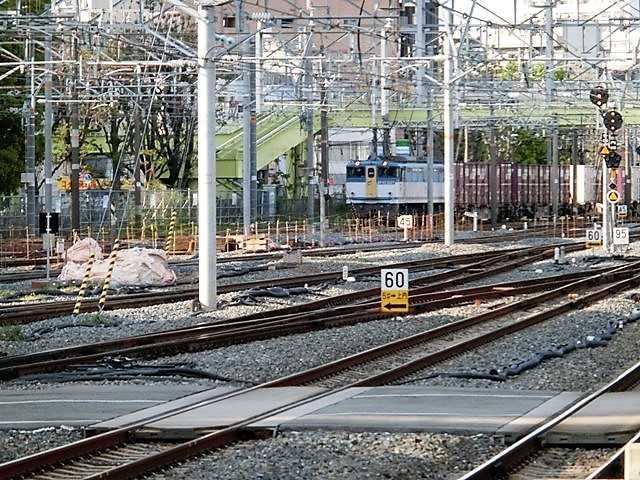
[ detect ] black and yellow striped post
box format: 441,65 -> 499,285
141,218 -> 147,242
165,210 -> 177,255
152,222 -> 157,249
98,238 -> 120,312
72,253 -> 95,315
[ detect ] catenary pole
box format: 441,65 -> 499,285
443,16 -> 454,246
197,2 -> 217,310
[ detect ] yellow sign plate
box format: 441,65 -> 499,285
600,145 -> 610,155
381,290 -> 409,313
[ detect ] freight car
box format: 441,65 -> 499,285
346,155 -> 626,220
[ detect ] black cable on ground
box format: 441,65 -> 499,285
218,285 -> 324,309
16,356 -> 256,385
0,288 -> 78,302
403,309 -> 640,383
217,264 -> 292,279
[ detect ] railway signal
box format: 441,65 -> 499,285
589,85 -> 609,107
603,110 -> 623,132
605,151 -> 622,169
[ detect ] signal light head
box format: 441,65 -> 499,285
603,110 -> 623,132
589,86 -> 609,107
605,151 -> 622,169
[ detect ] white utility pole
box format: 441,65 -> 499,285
380,19 -> 390,122
416,0 -> 425,105
443,20 -> 455,246
197,2 -> 217,310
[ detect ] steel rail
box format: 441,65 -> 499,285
0,246 -> 529,325
0,248 -> 571,379
1,261 -> 638,479
458,359 -> 640,480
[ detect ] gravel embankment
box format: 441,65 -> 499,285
1,237 -> 638,478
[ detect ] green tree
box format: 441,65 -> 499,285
0,111 -> 23,194
512,129 -> 547,164
0,0 -> 48,195
497,61 -> 520,81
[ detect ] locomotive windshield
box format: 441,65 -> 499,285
346,166 -> 365,178
379,166 -> 400,178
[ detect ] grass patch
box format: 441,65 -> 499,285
0,325 -> 23,341
22,292 -> 48,301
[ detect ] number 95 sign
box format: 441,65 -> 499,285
613,227 -> 629,245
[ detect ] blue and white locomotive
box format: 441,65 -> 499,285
345,155 -> 445,216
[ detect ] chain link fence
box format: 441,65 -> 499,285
0,188 -> 347,242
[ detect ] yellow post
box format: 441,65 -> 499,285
165,210 -> 177,255
141,218 -> 146,242
73,253 -> 96,315
98,238 -> 120,312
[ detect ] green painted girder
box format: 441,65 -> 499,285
327,105 -> 640,127
215,103 -> 640,178
216,110 -> 322,178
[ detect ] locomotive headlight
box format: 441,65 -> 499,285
354,160 -> 361,166
382,160 -> 389,167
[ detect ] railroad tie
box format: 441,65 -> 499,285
72,253 -> 96,315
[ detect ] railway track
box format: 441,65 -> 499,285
2,257 -> 640,479
0,245 -> 448,323
264,260 -> 640,389
0,243 -> 588,379
0,242 -> 424,283
0,223 -> 597,284
458,359 -> 640,480
0,243 -> 573,325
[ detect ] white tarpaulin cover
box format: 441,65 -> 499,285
63,237 -> 104,263
58,238 -> 177,287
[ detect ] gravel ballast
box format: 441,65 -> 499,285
1,237 -> 639,478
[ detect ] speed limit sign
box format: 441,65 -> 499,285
397,215 -> 413,229
613,227 -> 629,245
585,228 -> 602,247
380,268 -> 409,313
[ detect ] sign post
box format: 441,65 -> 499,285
397,214 -> 413,241
39,212 -> 59,282
381,268 -> 409,313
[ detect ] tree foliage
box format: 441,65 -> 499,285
0,111 -> 23,194
0,1 -> 48,195
512,129 -> 548,164
143,96 -> 197,188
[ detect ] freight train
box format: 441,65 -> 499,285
345,155 -> 628,220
